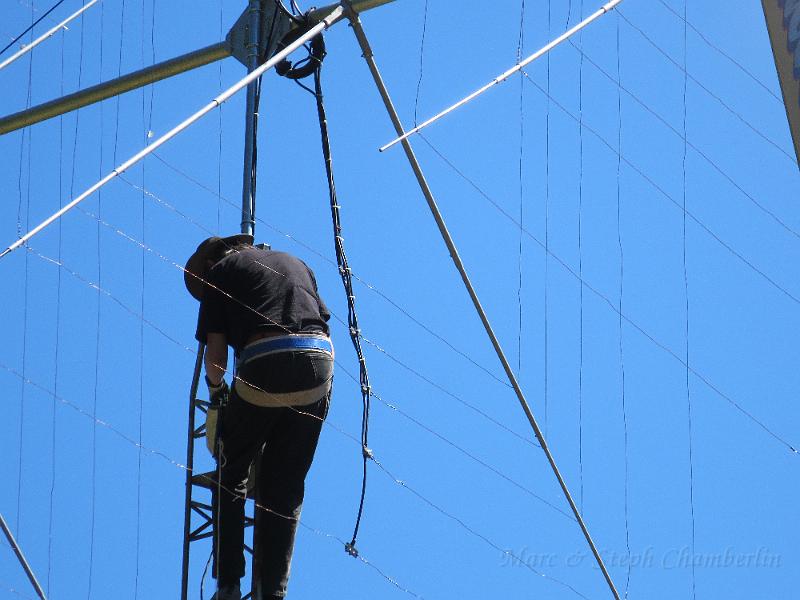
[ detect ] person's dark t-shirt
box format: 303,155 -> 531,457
195,247 -> 330,354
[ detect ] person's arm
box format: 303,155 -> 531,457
203,332 -> 228,457
204,332 -> 228,385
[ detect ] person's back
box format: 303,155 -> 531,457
199,247 -> 331,353
185,235 -> 333,600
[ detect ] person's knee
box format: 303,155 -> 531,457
261,479 -> 305,516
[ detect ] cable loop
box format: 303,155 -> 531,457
275,15 -> 327,80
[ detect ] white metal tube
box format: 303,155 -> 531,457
0,512 -> 46,599
0,0 -> 101,73
308,0 -> 395,24
0,7 -> 343,260
380,0 -> 624,152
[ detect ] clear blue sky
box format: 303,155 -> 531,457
0,1 -> 798,599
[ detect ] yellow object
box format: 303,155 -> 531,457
206,406 -> 219,456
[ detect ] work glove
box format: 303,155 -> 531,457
205,406 -> 219,457
205,375 -> 229,407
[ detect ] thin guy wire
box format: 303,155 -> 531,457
413,0 -> 428,125
355,330 -> 540,450
28,245 -> 373,455
90,166 -> 527,467
54,187 -> 548,505
522,62 -> 800,307
370,456 -> 591,600
379,0 -> 625,151
147,0 -> 155,131
11,255 -> 429,600
20,248 -> 430,596
655,0 -> 782,104
30,229 -> 567,531
25,216 -> 655,599
577,0 -> 585,513
0,0 -> 66,56
371,390 -> 571,519
6,7 -> 792,596
333,359 -> 566,519
682,4 -> 697,597
88,5 -> 106,596
46,26 -> 67,596
0,12 -> 341,259
0,360 -> 425,599
26,230 -> 574,536
616,17 -> 632,598
520,66 -> 799,454
148,135 -> 796,474
66,9 -> 87,585
31,230 -> 570,540
617,9 -> 795,164
0,0 -> 99,73
544,0 -> 551,438
149,153 -> 508,386
134,1 -> 153,594
139,158 -> 516,399
345,13 -> 621,596
217,0 -> 223,233
516,0 -> 525,379
423,120 -> 797,456
112,0 -> 126,163
76,203 -> 296,335
15,0 -> 35,548
567,38 -> 800,245
29,247 -> 360,452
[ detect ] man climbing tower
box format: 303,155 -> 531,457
185,234 -> 333,600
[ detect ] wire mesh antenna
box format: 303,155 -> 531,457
312,58 -> 373,557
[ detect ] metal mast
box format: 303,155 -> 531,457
241,0 -> 266,236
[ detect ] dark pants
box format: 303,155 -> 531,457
213,350 -> 331,598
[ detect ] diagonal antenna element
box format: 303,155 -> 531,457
0,512 -> 47,600
344,4 -> 622,599
379,0 -> 624,152
0,0 -> 101,73
0,7 -> 344,261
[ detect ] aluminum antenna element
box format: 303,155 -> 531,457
380,0 -> 624,152
0,8 -> 344,261
0,512 -> 47,600
0,0 -> 101,73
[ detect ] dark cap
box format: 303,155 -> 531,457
184,233 -> 254,301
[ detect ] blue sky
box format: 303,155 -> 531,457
0,1 -> 798,599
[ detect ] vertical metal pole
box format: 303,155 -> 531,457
240,0 -> 264,236
0,512 -> 47,600
181,342 -> 205,600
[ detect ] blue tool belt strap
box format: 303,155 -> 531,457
238,334 -> 332,365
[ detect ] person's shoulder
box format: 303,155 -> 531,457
267,250 -> 306,267
221,245 -> 261,264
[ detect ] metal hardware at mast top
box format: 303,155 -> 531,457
241,0 -> 267,237
0,0 -> 396,137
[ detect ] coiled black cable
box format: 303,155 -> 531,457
312,59 -> 372,558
